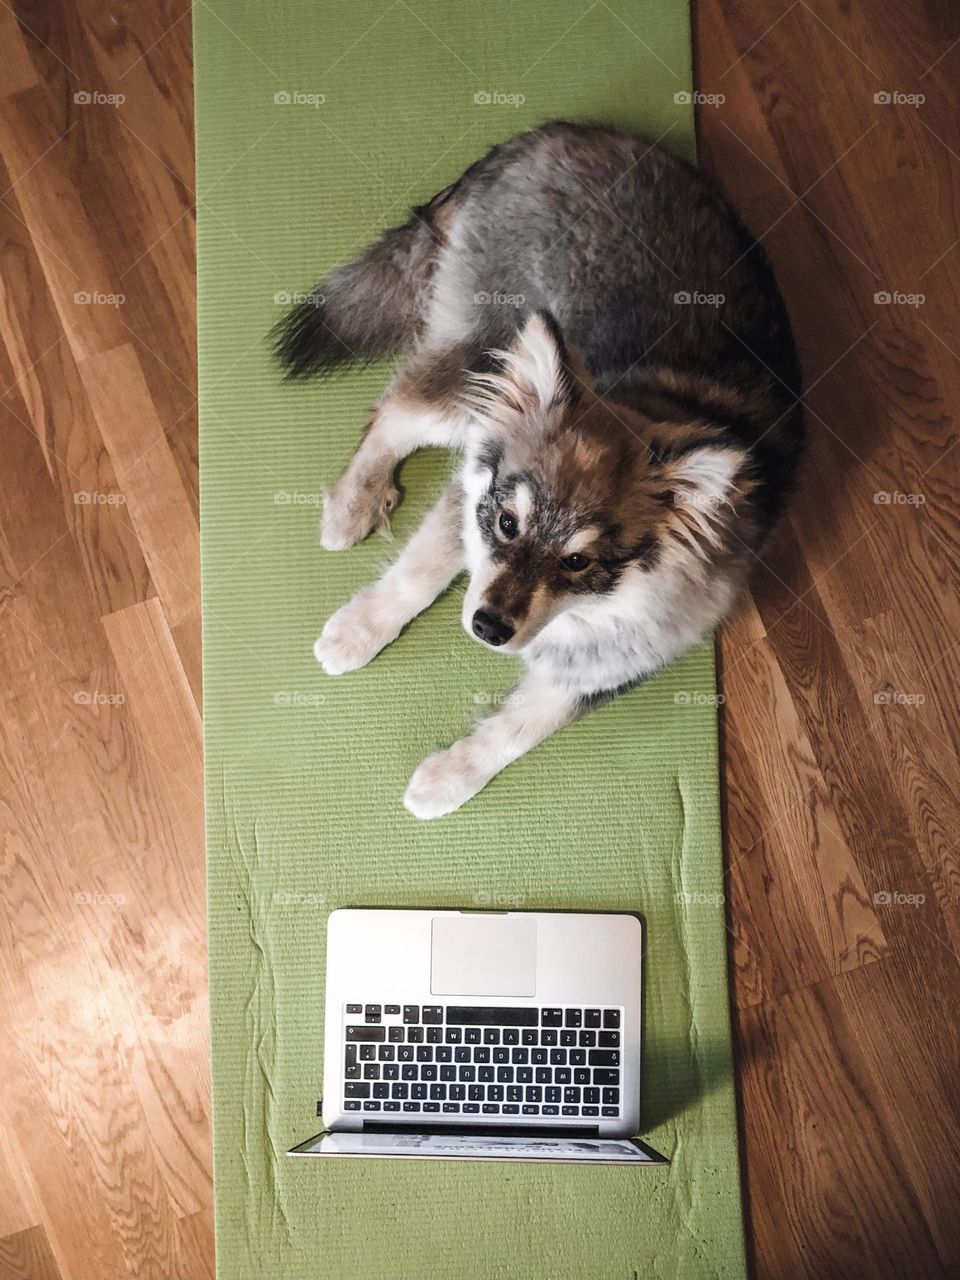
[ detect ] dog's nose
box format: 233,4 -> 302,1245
472,609 -> 515,647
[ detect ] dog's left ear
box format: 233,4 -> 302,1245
473,311 -> 579,422
655,443 -> 752,552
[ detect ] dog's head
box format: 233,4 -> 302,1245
460,311 -> 751,653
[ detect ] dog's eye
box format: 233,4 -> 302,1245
498,511 -> 518,539
561,552 -> 590,572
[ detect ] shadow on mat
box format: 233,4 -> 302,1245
640,1017 -> 760,1131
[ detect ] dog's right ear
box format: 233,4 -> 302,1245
468,311 -> 579,426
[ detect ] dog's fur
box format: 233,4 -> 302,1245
274,122 -> 803,818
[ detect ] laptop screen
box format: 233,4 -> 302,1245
290,1131 -> 666,1164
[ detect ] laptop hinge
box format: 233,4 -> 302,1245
361,1121 -> 602,1139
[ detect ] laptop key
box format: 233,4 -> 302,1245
545,1087 -> 560,1104
594,1069 -> 618,1086
403,1005 -> 419,1024
463,1104 -> 480,1113
579,1030 -> 596,1047
474,1047 -> 490,1064
550,1049 -> 566,1066
407,1026 -> 424,1044
411,1083 -> 427,1100
512,1047 -> 529,1065
459,1066 -> 476,1082
602,1088 -> 620,1105
525,1086 -> 542,1103
454,1047 -> 471,1063
541,1029 -> 558,1046
564,1087 -> 580,1104
446,1006 -> 538,1026
359,1044 -> 375,1062
503,1028 -> 520,1044
430,1084 -> 446,1100
440,1065 -> 456,1082
344,1082 -> 369,1098
555,1068 -> 571,1085
483,1028 -> 500,1045
493,1047 -> 509,1064
535,1068 -> 551,1084
465,1028 -> 481,1044
422,1006 -> 442,1024
482,1104 -> 500,1114
422,1102 -> 440,1114
532,1048 -> 547,1065
443,1103 -> 460,1113
344,1100 -> 361,1110
389,1027 -> 404,1043
478,1066 -> 494,1083
542,1105 -> 559,1116
574,1069 -> 590,1085
416,1046 -> 432,1063
445,1028 -> 462,1044
564,1009 -> 582,1028
522,1105 -> 540,1115
385,1004 -> 401,1015
378,1045 -> 395,1062
570,1050 -> 586,1067
346,1003 -> 362,1014
450,1084 -> 466,1100
468,1085 -> 484,1101
584,1087 -> 600,1105
560,1030 -> 576,1047
598,1030 -> 621,1048
497,1066 -> 514,1083
506,1086 -> 523,1102
398,1046 -> 414,1062
503,1104 -> 520,1114
427,1027 -> 443,1044
542,1009 -> 562,1026
392,1083 -> 408,1099
401,1065 -> 417,1081
562,1106 -> 578,1116
345,1045 -> 358,1067
421,1066 -> 437,1081
403,1102 -> 421,1112
345,1064 -> 361,1079
602,1106 -> 619,1117
589,1050 -> 620,1067
582,1106 -> 599,1116
585,1008 -> 602,1027
363,1101 -> 380,1111
347,1024 -> 384,1042
363,1064 -> 380,1080
374,1083 -> 390,1098
488,1086 -> 504,1101
603,1009 -> 621,1029
516,1067 -> 533,1084
365,1004 -> 381,1022
384,1101 -> 401,1111
521,1029 -> 537,1045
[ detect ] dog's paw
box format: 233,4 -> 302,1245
320,475 -> 400,551
314,592 -> 401,675
404,743 -> 491,819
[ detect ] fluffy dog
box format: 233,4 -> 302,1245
274,121 -> 803,818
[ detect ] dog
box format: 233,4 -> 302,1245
274,121 -> 803,819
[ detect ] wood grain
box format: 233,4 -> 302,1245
0,0 -> 956,1277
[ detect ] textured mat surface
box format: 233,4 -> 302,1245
194,0 -> 746,1275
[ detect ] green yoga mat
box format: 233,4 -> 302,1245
195,1 -> 746,1275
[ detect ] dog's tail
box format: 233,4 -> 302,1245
272,185 -> 457,380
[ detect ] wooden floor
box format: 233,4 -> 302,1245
0,1 -> 957,1277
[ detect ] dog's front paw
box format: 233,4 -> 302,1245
314,591 -> 401,675
404,743 -> 492,819
320,474 -> 400,551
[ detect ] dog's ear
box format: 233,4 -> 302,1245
469,311 -> 578,425
654,443 -> 752,554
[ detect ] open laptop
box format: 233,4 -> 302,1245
289,908 -> 667,1165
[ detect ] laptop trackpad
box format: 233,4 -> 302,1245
430,915 -> 537,997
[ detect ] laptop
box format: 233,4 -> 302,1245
289,908 -> 667,1165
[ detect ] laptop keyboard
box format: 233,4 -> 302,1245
341,1003 -> 622,1120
